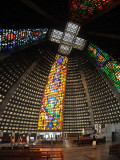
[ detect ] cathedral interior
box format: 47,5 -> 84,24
0,0 -> 120,160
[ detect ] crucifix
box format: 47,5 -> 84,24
49,21 -> 87,56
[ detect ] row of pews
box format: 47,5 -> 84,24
70,136 -> 106,146
0,149 -> 64,160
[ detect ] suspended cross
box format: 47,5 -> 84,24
50,21 -> 87,56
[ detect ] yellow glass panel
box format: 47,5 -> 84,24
38,54 -> 68,131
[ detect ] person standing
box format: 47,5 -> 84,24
92,130 -> 97,149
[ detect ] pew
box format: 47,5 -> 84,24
0,149 -> 64,160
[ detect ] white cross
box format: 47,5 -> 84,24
50,21 -> 87,56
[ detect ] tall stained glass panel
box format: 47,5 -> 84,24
38,54 -> 68,131
0,28 -> 48,52
88,43 -> 120,92
70,0 -> 112,24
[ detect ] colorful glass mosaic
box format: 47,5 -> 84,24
70,0 -> 112,24
0,28 -> 48,52
88,43 -> 120,92
38,54 -> 68,131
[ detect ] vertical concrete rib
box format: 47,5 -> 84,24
80,71 -> 95,129
0,58 -> 40,117
77,58 -> 95,130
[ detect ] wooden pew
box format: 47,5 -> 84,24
0,149 -> 64,160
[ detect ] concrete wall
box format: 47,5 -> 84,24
106,123 -> 120,142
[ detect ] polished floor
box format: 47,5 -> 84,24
63,142 -> 119,160
0,141 -> 119,160
39,142 -> 120,160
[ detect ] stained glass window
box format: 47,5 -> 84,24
50,29 -> 63,43
66,22 -> 79,34
38,54 -> 68,131
88,43 -> 120,92
0,28 -> 48,52
70,0 -> 111,24
74,37 -> 86,50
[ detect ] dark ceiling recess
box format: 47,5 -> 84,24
0,0 -> 120,59
81,4 -> 120,61
0,0 -> 69,29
